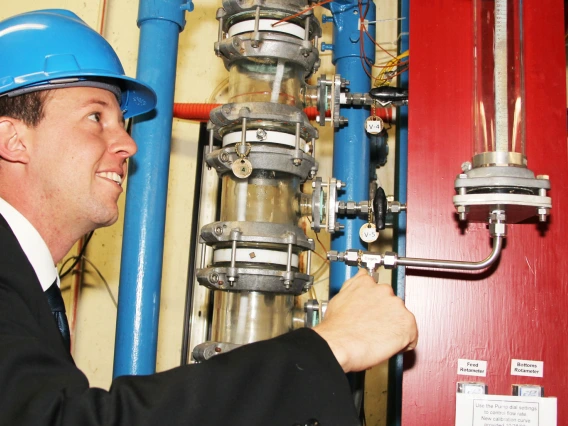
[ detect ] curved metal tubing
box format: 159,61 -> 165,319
397,235 -> 503,270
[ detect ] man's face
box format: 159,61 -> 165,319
26,86 -> 137,231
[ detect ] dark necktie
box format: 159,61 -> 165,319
45,281 -> 71,352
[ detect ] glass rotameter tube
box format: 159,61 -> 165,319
453,0 -> 551,224
474,0 -> 524,167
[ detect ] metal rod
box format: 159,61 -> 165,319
307,240 -> 313,275
230,239 -> 237,269
200,242 -> 206,269
240,117 -> 247,152
217,17 -> 224,44
286,243 -> 293,273
180,123 -> 207,366
252,6 -> 261,47
208,128 -> 214,154
304,15 -> 311,42
397,235 -> 503,270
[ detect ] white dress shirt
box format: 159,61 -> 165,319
0,197 -> 59,290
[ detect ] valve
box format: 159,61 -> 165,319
369,86 -> 408,107
311,178 -> 406,237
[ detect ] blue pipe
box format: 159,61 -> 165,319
387,0 -> 409,424
113,0 -> 193,378
324,0 -> 376,296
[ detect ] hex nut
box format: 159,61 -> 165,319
327,251 -> 339,262
489,222 -> 506,236
346,201 -> 356,215
389,202 -> 402,213
490,211 -> 506,222
537,208 -> 548,216
383,252 -> 397,268
345,250 -> 359,263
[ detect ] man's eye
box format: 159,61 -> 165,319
88,112 -> 101,122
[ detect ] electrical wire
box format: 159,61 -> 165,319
59,231 -> 94,279
272,0 -> 333,27
81,256 -> 117,308
356,0 -> 409,87
61,255 -> 117,308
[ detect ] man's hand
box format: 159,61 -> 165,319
313,269 -> 418,373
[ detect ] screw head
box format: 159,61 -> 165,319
256,128 -> 267,140
220,151 -> 230,162
461,161 -> 472,172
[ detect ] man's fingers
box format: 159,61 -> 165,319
338,268 -> 368,291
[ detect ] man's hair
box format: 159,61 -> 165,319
0,91 -> 51,127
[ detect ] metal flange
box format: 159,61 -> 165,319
206,143 -> 317,179
200,221 -> 315,251
209,102 -> 318,140
220,0 -> 319,23
197,265 -> 313,295
216,34 -> 320,76
454,166 -> 552,223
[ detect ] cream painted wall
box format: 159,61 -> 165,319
2,1 -> 399,424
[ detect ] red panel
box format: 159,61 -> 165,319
403,1 -> 567,424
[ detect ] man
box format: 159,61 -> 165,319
0,9 -> 417,426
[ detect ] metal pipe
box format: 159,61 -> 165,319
113,0 -> 191,378
326,0 -> 376,296
397,236 -> 503,270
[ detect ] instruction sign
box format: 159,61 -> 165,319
455,393 -> 557,426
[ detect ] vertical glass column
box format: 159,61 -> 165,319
473,0 -> 525,167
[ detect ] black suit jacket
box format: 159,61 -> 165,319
0,214 -> 359,426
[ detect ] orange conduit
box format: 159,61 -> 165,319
173,103 -> 395,124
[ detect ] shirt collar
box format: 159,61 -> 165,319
0,197 -> 59,291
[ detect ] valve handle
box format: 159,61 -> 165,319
369,86 -> 408,102
373,187 -> 388,230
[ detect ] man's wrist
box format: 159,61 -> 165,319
312,324 -> 350,373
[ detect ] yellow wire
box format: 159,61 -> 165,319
375,50 -> 409,86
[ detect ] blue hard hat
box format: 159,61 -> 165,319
0,9 -> 156,119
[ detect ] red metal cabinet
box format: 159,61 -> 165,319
402,0 -> 567,424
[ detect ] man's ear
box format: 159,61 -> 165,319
0,118 -> 30,164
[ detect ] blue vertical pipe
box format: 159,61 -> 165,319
387,0 -> 409,424
325,0 -> 376,295
113,0 -> 193,378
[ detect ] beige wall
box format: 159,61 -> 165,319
1,1 -> 398,424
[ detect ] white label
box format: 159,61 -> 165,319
455,393 -> 557,426
364,116 -> 384,134
457,359 -> 487,377
359,223 -> 378,243
511,359 -> 544,377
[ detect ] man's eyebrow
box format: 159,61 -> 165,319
80,98 -> 125,124
80,98 -> 111,108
